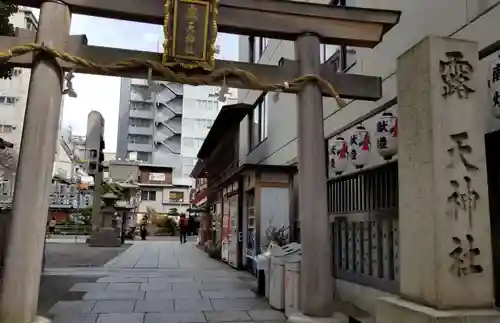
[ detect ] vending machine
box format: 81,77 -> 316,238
221,198 -> 230,262
227,195 -> 239,268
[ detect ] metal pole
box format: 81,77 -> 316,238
0,1 -> 70,322
294,33 -> 334,317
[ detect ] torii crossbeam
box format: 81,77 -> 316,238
0,1 -> 400,323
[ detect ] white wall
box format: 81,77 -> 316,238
238,0 -> 500,166
259,187 -> 290,248
180,85 -> 238,184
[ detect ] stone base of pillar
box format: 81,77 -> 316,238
287,312 -> 350,323
31,316 -> 51,323
376,297 -> 500,323
87,227 -> 121,247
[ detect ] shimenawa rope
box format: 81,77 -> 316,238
0,43 -> 346,108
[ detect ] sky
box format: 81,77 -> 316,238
30,9 -> 239,152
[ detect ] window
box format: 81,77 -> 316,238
249,36 -> 269,63
0,96 -> 19,105
248,95 -> 268,151
0,125 -> 13,133
329,0 -> 357,71
0,181 -> 10,196
183,137 -> 194,148
183,164 -> 194,176
169,191 -> 184,202
183,137 -> 205,150
141,190 -> 157,201
130,102 -> 151,110
128,135 -> 151,144
137,152 -> 150,161
130,118 -> 151,127
24,14 -> 37,31
194,118 -> 213,129
196,99 -> 218,111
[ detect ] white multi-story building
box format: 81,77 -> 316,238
179,85 -> 238,186
0,9 -> 38,181
117,80 -> 237,187
0,9 -> 37,204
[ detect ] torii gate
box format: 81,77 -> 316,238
0,0 -> 400,322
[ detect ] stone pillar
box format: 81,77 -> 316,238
290,33 -> 333,320
0,1 -> 71,323
377,36 -> 500,322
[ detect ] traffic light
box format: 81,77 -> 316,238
85,111 -> 105,176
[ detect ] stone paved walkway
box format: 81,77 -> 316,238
47,241 -> 285,323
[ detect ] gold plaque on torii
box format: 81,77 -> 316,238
163,0 -> 219,72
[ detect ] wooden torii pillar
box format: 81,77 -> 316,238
0,1 -> 400,322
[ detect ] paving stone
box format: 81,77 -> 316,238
201,290 -> 256,299
92,300 -> 136,313
141,282 -> 173,291
194,277 -> 245,282
248,310 -> 286,321
204,311 -> 252,322
134,299 -> 174,313
172,282 -> 204,291
83,291 -> 145,300
96,313 -> 144,323
97,277 -> 148,283
201,282 -> 252,291
48,301 -> 96,315
146,290 -> 201,300
174,298 -> 213,311
211,299 -> 270,311
70,283 -> 108,292
52,314 -> 98,323
150,277 -> 194,283
145,312 -> 206,323
105,283 -> 141,291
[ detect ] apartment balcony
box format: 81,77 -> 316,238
129,109 -> 153,119
128,125 -> 153,136
127,143 -> 155,152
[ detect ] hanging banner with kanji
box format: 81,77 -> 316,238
488,57 -> 500,119
163,0 -> 219,72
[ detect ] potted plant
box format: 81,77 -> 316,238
265,224 -> 289,248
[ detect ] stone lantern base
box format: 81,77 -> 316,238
88,227 -> 121,247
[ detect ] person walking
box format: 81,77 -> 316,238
179,214 -> 188,244
139,217 -> 148,241
47,216 -> 56,239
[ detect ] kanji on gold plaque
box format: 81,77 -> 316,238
163,0 -> 219,72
